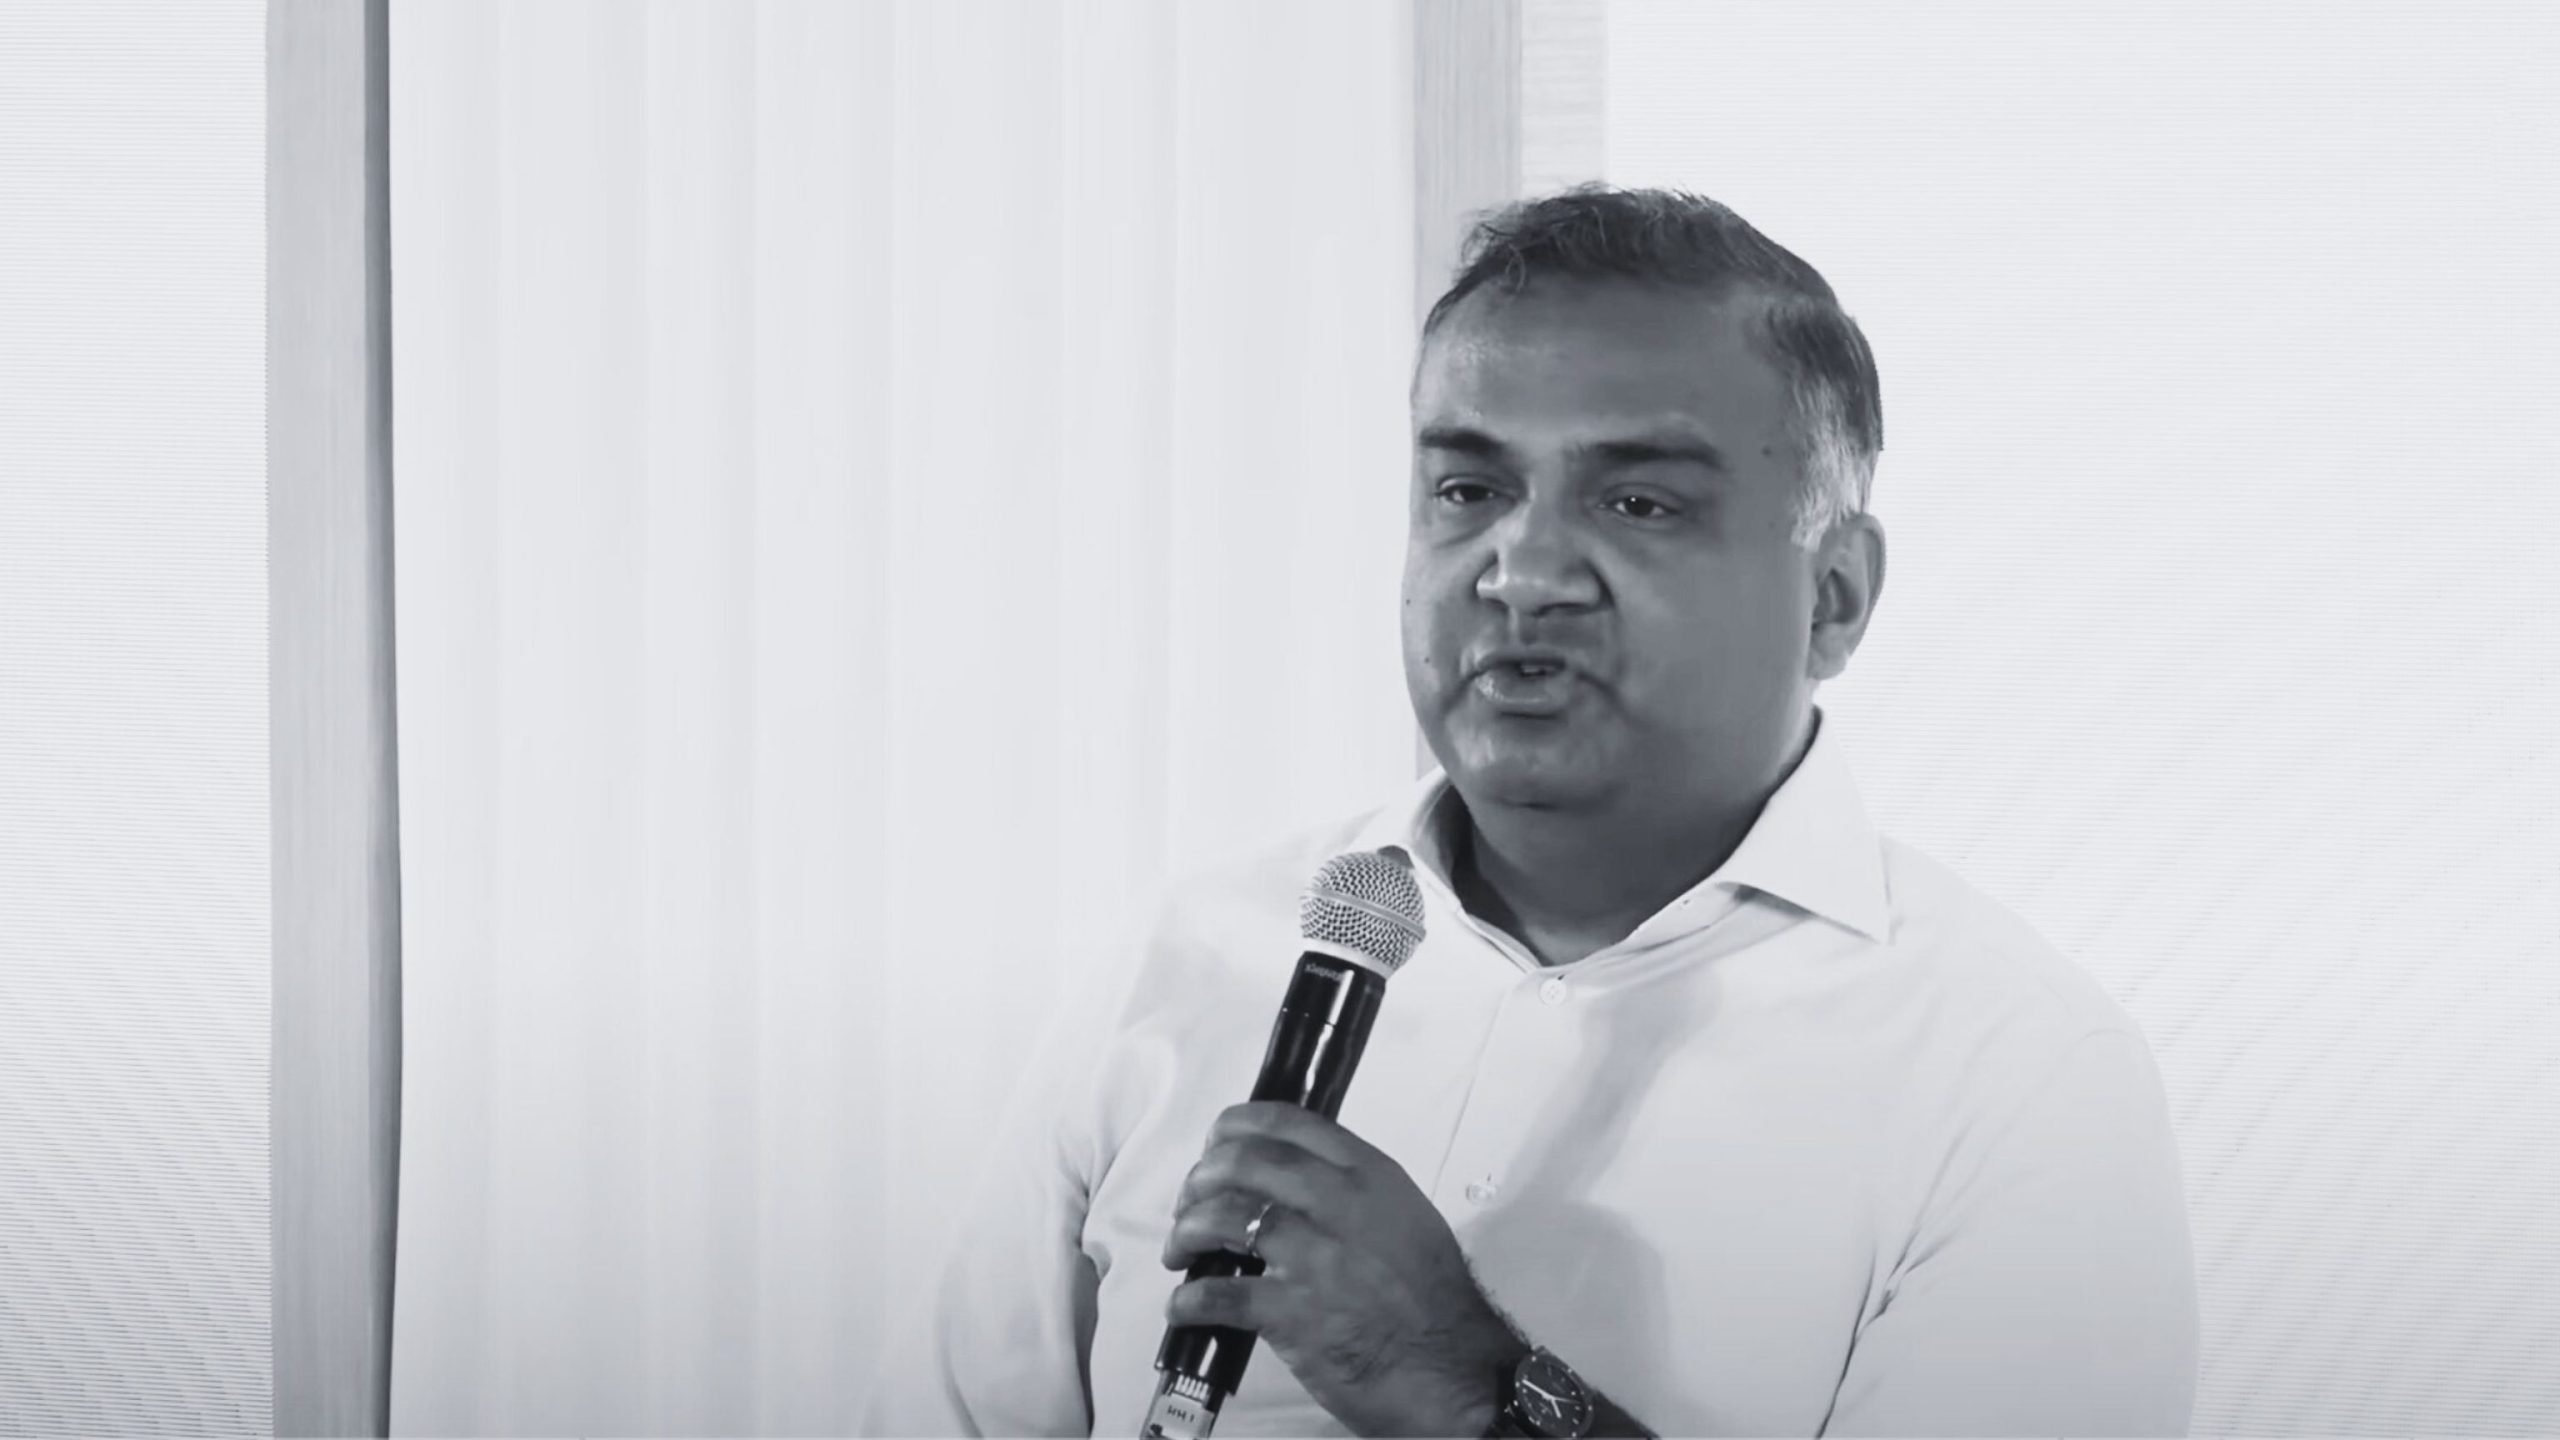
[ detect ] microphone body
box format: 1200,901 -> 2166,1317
1142,850 -> 1424,1440
1153,953 -> 1383,1385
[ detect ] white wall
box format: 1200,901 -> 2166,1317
1603,2 -> 2560,1433
0,2 -> 271,1435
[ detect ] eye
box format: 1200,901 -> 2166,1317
1609,493 -> 1678,520
1434,478 -> 1497,506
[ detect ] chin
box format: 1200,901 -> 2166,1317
1446,737 -> 1610,812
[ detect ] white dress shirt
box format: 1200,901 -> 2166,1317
861,710 -> 2199,1437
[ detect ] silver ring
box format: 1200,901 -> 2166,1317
1243,1200 -> 1275,1260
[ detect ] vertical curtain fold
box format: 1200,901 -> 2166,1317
388,2 -> 1418,1432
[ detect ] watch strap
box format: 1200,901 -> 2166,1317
1484,1351 -> 1528,1438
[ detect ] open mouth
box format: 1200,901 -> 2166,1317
1473,661 -> 1578,714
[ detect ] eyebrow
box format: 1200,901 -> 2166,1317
1416,424 -> 1732,475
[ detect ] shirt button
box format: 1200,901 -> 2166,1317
1539,977 -> 1569,1006
1465,1178 -> 1500,1204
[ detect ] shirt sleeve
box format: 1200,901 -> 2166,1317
856,924 -> 1157,1439
1821,1027 -> 2201,1438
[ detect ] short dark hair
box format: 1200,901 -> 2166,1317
1423,185 -> 1883,546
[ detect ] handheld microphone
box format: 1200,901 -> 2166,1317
1140,847 -> 1428,1440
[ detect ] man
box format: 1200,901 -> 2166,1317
861,187 -> 2198,1437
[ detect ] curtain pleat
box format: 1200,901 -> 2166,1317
387,2 -> 1419,1432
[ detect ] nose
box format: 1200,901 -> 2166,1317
1476,497 -> 1601,616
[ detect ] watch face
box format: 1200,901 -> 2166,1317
1513,1350 -> 1595,1438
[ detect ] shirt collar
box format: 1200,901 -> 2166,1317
1349,706 -> 1893,946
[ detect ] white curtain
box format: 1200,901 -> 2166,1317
385,2 -> 1418,1432
0,4 -> 269,1433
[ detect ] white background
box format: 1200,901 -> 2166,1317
382,3 -> 1417,1432
1605,2 -> 2560,1432
0,3 -> 271,1435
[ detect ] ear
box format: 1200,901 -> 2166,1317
1807,513 -> 1885,682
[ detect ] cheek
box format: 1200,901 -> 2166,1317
1400,559 -> 1468,656
1641,585 -> 1803,701
1622,573 -> 1779,679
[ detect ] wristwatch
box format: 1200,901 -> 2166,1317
1487,1346 -> 1596,1438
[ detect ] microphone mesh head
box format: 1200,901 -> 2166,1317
1300,848 -> 1427,976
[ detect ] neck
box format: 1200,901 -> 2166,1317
1451,712 -> 1816,966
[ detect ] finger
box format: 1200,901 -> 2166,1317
1162,1192 -> 1293,1273
1173,1135 -> 1347,1227
1160,1189 -> 1250,1270
1165,1273 -> 1285,1336
1209,1101 -> 1379,1169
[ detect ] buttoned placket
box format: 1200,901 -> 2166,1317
1412,868 -> 1751,1215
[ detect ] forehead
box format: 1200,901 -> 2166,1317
1414,279 -> 1793,447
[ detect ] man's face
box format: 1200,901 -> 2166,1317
1404,278 -> 1821,817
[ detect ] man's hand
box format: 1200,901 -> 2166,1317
1163,1101 -> 1527,1438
